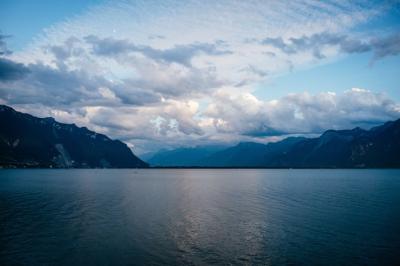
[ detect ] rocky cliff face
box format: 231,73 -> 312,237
0,105 -> 148,168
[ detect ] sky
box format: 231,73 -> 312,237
1,0 -> 400,154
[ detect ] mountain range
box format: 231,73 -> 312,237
1,104 -> 399,168
0,105 -> 148,168
144,145 -> 228,167
147,119 -> 400,168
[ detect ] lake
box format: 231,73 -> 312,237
1,169 -> 399,265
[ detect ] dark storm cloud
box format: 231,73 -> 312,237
84,35 -> 232,66
0,58 -> 30,81
262,32 -> 400,61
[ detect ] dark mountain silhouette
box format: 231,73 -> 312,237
147,119 -> 400,168
0,105 -> 148,168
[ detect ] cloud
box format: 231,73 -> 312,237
261,31 -> 400,61
370,33 -> 400,61
2,1 -> 399,153
2,33 -> 399,152
74,99 -> 205,154
1,34 -> 222,108
47,36 -> 85,62
84,35 -> 232,66
0,34 -> 30,81
0,41 -> 207,149
39,35 -> 224,101
0,59 -> 162,107
148,35 -> 165,40
7,87 -> 399,154
204,88 -> 400,137
0,58 -> 30,81
0,34 -> 12,56
13,0 -> 389,89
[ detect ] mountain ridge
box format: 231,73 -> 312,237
147,119 -> 400,168
0,105 -> 148,168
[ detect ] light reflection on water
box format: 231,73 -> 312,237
1,169 -> 399,265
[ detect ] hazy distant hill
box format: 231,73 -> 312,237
147,120 -> 400,168
147,145 -> 226,166
0,105 -> 148,168
198,137 -> 306,167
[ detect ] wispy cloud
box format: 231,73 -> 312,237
85,35 -> 232,66
0,34 -> 12,56
261,31 -> 400,62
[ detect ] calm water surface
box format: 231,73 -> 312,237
1,169 -> 399,265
